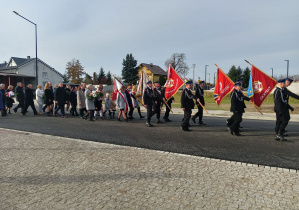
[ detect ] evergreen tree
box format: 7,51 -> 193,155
228,65 -> 242,83
121,53 -> 139,84
84,73 -> 93,84
62,73 -> 69,83
98,67 -> 107,84
242,67 -> 251,88
106,71 -> 112,85
65,59 -> 85,84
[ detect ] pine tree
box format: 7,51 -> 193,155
65,59 -> 85,84
228,65 -> 242,83
84,73 -> 93,84
121,53 -> 139,84
106,71 -> 112,85
242,67 -> 251,88
98,67 -> 106,84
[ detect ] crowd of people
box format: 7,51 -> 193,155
0,77 -> 298,141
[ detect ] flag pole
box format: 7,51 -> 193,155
197,100 -> 209,114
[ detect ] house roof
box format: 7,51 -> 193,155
139,63 -> 167,76
0,57 -> 63,77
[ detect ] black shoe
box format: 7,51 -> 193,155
164,118 -> 171,122
234,132 -> 241,136
199,121 -> 206,125
156,119 -> 163,123
140,115 -> 145,119
191,117 -> 196,124
228,127 -> 234,135
125,118 -> 129,122
182,127 -> 191,131
282,132 -> 288,137
13,109 -> 17,113
117,118 -> 121,122
146,122 -> 153,127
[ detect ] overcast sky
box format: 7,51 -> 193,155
1,0 -> 298,82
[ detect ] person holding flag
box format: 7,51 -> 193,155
192,80 -> 206,125
228,82 -> 251,136
143,81 -> 156,127
181,80 -> 195,131
153,81 -> 165,123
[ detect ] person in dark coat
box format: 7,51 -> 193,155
0,83 -> 7,116
13,82 -> 25,113
163,96 -> 174,122
181,81 -> 195,131
143,81 -> 156,127
228,83 -> 251,136
69,86 -> 79,116
44,82 -> 54,116
22,84 -> 37,115
54,83 -> 66,118
153,81 -> 165,123
192,80 -> 206,125
126,84 -> 134,120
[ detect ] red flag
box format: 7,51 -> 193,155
164,65 -> 184,100
214,67 -> 235,105
249,65 -> 277,107
112,78 -> 122,100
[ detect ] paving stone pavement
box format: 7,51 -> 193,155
0,128 -> 298,210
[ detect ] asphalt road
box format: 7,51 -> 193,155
1,110 -> 299,169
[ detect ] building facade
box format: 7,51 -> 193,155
137,63 -> 167,82
0,56 -> 63,88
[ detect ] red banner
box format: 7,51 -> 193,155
214,67 -> 235,105
164,65 -> 184,100
250,65 -> 277,107
112,78 -> 122,101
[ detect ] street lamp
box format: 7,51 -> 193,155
205,65 -> 208,89
13,11 -> 38,86
270,68 -> 273,78
284,60 -> 289,78
192,64 -> 195,90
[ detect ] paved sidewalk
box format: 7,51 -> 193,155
0,128 -> 298,209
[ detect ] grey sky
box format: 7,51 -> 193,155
1,0 -> 298,82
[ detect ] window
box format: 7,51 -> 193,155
42,72 -> 48,78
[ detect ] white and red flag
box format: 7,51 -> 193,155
112,77 -> 123,101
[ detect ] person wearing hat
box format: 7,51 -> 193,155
153,81 -> 165,123
274,79 -> 291,141
228,82 -> 251,136
192,80 -> 206,125
143,81 -> 156,127
181,80 -> 195,131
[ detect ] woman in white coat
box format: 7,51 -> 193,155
35,85 -> 44,114
85,84 -> 95,121
116,86 -> 128,122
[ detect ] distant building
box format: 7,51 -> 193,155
0,56 -> 63,88
137,63 -> 167,82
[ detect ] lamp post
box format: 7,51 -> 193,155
270,68 -> 273,78
13,11 -> 38,86
205,65 -> 208,90
284,60 -> 289,78
214,72 -> 216,86
192,64 -> 195,90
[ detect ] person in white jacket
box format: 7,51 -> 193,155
35,85 -> 44,114
116,86 -> 128,122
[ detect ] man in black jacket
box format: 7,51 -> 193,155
283,78 -> 299,129
181,81 -> 195,131
192,80 -> 206,125
13,82 -> 25,113
143,81 -> 156,127
153,81 -> 165,123
228,83 -> 251,136
54,83 -> 66,118
0,84 -> 7,116
22,84 -> 37,115
126,84 -> 134,120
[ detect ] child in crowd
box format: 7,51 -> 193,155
6,85 -> 15,114
103,93 -> 112,119
116,86 -> 128,122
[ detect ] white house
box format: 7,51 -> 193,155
0,56 -> 63,88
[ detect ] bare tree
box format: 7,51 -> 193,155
165,53 -> 189,78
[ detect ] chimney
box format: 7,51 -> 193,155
27,56 -> 31,59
